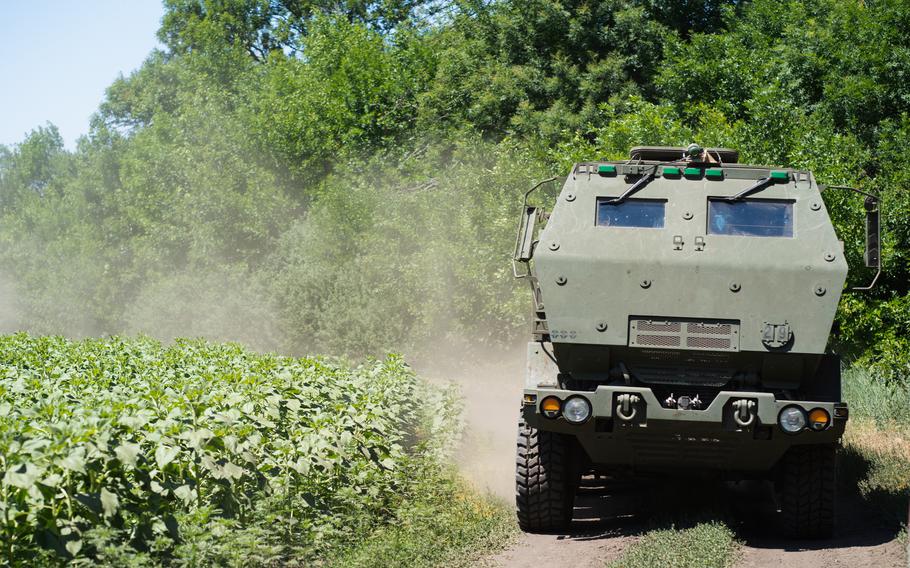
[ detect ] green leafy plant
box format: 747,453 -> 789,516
0,334 -> 427,564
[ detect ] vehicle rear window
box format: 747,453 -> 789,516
708,199 -> 794,237
596,199 -> 666,228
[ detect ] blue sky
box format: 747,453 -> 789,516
0,1 -> 165,149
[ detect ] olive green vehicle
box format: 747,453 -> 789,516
512,146 -> 881,538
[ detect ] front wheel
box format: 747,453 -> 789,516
777,445 -> 836,538
515,415 -> 577,532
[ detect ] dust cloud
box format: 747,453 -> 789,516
414,342 -> 527,499
120,267 -> 283,352
0,272 -> 23,333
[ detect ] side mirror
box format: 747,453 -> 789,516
864,196 -> 880,269
824,185 -> 882,291
514,205 -> 538,263
512,177 -> 557,278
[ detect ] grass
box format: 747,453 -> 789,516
840,366 -> 910,568
607,521 -> 740,568
842,366 -> 910,432
841,366 -> 910,524
329,463 -> 516,568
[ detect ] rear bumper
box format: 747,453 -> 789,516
523,385 -> 847,473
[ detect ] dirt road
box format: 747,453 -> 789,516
431,350 -> 908,568
482,478 -> 906,567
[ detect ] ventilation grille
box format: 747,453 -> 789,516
629,318 -> 739,352
687,337 -> 731,350
638,321 -> 681,333
687,323 -> 731,335
636,334 -> 681,347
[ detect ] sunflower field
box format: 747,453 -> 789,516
0,334 -> 473,565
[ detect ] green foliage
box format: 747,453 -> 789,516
0,0 -> 909,375
267,139 -> 548,357
246,17 -> 434,184
0,334 -> 433,563
840,366 -> 910,523
607,521 -> 740,568
329,465 -> 515,568
843,366 -> 910,432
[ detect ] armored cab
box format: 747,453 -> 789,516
513,146 -> 881,538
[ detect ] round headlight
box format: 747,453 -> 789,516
563,396 -> 592,424
778,406 -> 807,434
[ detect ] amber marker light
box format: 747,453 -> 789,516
808,408 -> 830,431
541,396 -> 561,419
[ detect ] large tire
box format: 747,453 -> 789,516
778,445 -> 836,538
515,415 -> 576,533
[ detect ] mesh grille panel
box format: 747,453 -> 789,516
638,321 -> 681,332
630,318 -> 739,352
636,334 -> 681,347
687,323 -> 732,335
686,337 -> 731,349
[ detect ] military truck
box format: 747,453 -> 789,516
512,146 -> 881,538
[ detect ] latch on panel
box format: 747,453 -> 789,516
673,235 -> 684,250
694,236 -> 705,251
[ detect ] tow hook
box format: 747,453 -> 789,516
732,399 -> 756,427
616,393 -> 641,421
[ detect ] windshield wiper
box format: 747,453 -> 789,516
725,176 -> 772,202
607,169 -> 656,204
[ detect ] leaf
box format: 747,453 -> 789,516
40,473 -> 63,487
65,539 -> 82,557
173,484 -> 196,504
300,492 -> 315,508
155,445 -> 180,469
115,443 -> 141,468
223,435 -> 239,453
100,488 -> 119,517
75,493 -> 102,515
221,462 -> 244,480
181,428 -> 214,450
4,462 -> 42,489
291,457 -> 311,475
57,448 -> 86,474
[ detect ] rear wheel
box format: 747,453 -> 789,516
515,415 -> 577,532
778,445 -> 836,538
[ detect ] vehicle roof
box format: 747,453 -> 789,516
629,146 -> 740,164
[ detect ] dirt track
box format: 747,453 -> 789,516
482,478 -> 906,567
436,350 -> 908,568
